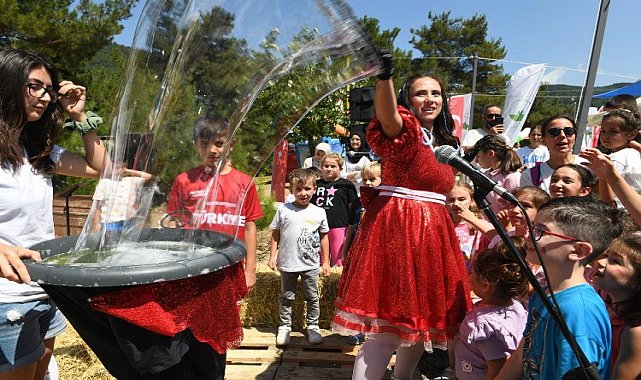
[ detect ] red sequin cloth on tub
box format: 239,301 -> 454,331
90,263 -> 247,354
332,106 -> 472,348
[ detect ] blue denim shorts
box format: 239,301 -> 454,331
0,299 -> 66,372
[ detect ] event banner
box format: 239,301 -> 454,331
502,64 -> 546,143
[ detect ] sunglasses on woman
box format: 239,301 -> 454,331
545,127 -> 576,137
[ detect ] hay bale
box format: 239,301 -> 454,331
241,263 -> 342,329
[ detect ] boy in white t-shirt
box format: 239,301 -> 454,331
268,168 -> 331,346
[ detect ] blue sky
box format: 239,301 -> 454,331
114,0 -> 640,87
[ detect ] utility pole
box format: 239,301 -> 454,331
469,53 -> 479,130
574,0 -> 610,153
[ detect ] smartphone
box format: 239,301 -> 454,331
488,116 -> 504,127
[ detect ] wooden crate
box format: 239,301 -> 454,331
226,328 -> 422,380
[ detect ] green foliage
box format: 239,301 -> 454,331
0,0 -> 138,80
526,83 -> 578,126
255,186 -> 276,230
358,16 -> 413,82
410,12 -> 508,92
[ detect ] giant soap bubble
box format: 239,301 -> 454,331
27,0 -> 381,286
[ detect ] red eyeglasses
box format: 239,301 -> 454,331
533,225 -> 579,242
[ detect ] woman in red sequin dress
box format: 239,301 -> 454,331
333,67 -> 472,379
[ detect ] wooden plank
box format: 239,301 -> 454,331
287,333 -> 358,353
226,347 -> 282,364
225,362 -> 278,380
281,349 -> 356,365
275,363 -> 353,379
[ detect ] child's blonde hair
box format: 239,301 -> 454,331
361,161 -> 381,179
288,168 -> 317,188
512,186 -> 550,209
322,152 -> 343,168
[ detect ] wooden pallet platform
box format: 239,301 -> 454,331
225,328 -> 421,380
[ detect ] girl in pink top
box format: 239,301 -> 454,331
471,135 -> 522,214
455,238 -> 529,380
446,181 -> 492,270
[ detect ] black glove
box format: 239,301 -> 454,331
377,49 -> 394,81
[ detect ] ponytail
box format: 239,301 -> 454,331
499,147 -> 522,174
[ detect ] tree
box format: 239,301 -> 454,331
410,12 -> 510,128
284,16 -> 416,153
0,0 -> 138,80
358,16 -> 413,83
527,83 -> 577,126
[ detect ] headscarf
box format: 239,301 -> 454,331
346,131 -> 367,163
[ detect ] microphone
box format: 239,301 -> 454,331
346,151 -> 370,158
434,145 -> 518,204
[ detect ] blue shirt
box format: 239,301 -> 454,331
521,284 -> 611,379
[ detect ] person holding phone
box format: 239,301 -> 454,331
462,105 -> 511,152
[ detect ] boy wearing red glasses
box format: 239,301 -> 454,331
497,197 -> 628,380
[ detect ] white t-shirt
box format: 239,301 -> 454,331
0,146 -> 65,303
462,128 -> 512,148
93,177 -> 146,223
270,202 -> 329,272
610,148 -> 641,193
520,155 -> 588,193
341,155 -> 370,195
517,145 -> 549,169
461,128 -> 488,148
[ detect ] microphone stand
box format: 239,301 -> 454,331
472,184 -> 600,380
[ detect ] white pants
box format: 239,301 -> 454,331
352,332 -> 425,380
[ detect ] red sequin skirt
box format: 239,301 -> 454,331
332,194 -> 471,348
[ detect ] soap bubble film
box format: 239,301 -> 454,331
64,0 -> 380,275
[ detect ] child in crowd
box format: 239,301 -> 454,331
92,163 -> 153,246
592,234 -> 641,380
455,238 -> 530,380
470,135 -> 522,214
516,125 -> 549,169
497,197 -> 627,379
268,168 -> 331,346
303,142 -> 331,169
312,152 -> 357,267
581,141 -> 641,229
549,164 -> 596,198
340,161 -> 382,263
446,181 -> 493,268
505,187 -> 549,236
597,109 -> 641,207
308,166 -> 323,181
340,161 -> 381,345
485,186 -> 549,281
